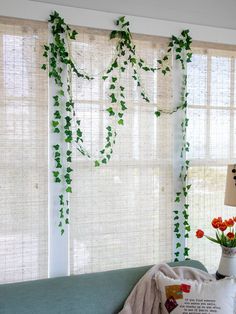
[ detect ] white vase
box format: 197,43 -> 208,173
216,246 -> 236,279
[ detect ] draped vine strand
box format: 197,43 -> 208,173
42,10 -> 192,261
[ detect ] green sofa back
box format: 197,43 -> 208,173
0,260 -> 207,314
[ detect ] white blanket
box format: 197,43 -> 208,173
119,263 -> 214,314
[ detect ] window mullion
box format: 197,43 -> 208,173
205,53 -> 211,159
229,57 -> 235,159
48,30 -> 69,278
172,57 -> 186,261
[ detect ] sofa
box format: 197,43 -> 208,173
0,259 -> 207,314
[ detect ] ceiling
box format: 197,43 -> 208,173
32,0 -> 236,29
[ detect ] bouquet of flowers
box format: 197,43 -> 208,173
196,217 -> 236,248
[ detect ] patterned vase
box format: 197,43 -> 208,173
216,246 -> 236,279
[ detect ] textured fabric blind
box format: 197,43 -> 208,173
70,29 -> 174,274
0,18 -> 48,283
187,45 -> 236,272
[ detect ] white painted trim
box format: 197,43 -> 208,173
172,59 -> 186,262
1,0 -> 236,45
48,30 -> 69,277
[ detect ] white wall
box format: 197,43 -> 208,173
32,0 -> 236,30
1,0 -> 236,45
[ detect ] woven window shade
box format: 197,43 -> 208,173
187,45 -> 236,272
69,28 -> 174,274
0,18 -> 48,283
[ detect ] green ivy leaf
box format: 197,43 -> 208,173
66,186 -> 72,193
70,30 -> 78,40
95,160 -> 100,167
106,107 -> 115,116
52,120 -> 59,127
53,144 -> 59,150
110,93 -> 117,103
110,30 -> 118,39
111,59 -> 118,68
54,128 -> 60,133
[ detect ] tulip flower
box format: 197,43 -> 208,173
196,229 -> 204,238
196,216 -> 236,248
226,232 -> 235,240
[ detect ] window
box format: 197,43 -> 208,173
0,18 -> 48,283
187,46 -> 236,272
1,17 -> 236,283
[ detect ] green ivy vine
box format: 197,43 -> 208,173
42,11 -> 192,261
173,74 -> 192,261
42,11 -> 93,234
105,19 -> 193,261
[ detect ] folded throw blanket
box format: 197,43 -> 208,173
119,263 -> 214,314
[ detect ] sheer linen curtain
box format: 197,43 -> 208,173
69,28 -> 174,274
187,45 -> 236,273
0,18 -> 48,283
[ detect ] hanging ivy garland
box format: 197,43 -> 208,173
42,12 -> 94,235
42,11 -> 192,260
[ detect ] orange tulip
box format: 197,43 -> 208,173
196,229 -> 204,238
219,222 -> 227,232
226,232 -> 235,240
211,218 -> 221,229
226,219 -> 234,227
212,218 -> 221,229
